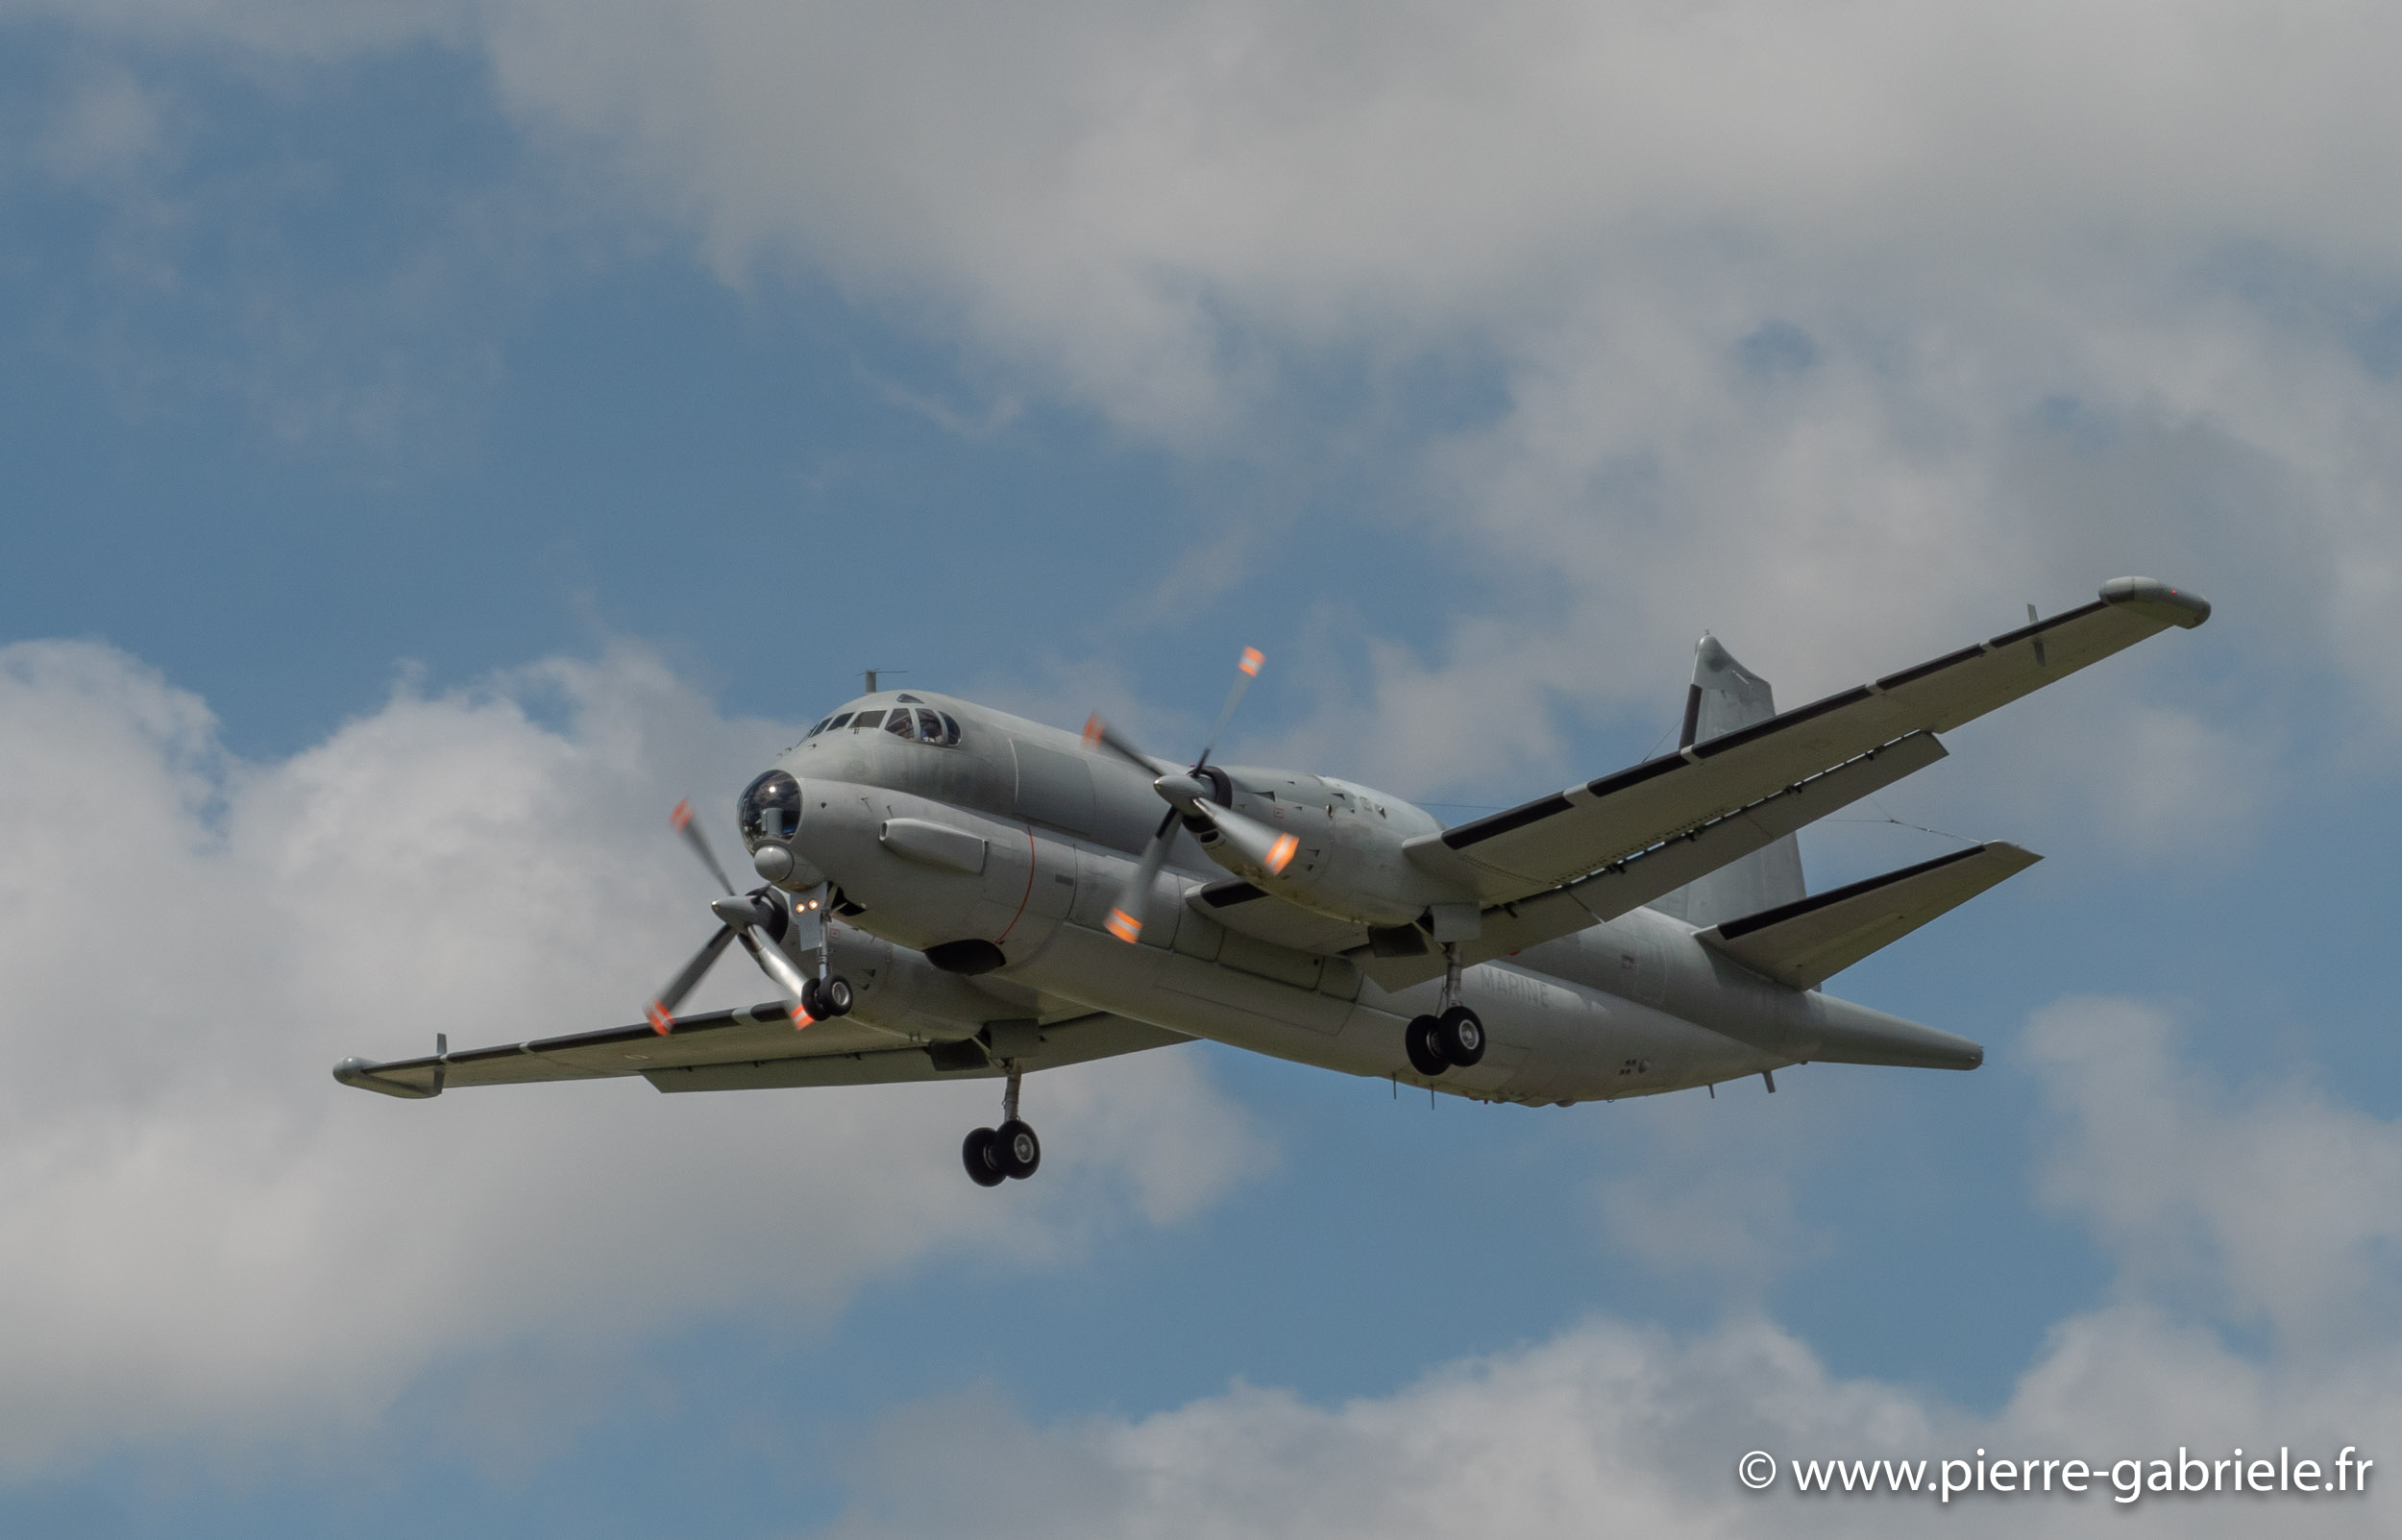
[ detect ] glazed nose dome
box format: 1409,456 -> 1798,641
736,769 -> 801,846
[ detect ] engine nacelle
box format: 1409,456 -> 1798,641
1192,767 -> 1475,931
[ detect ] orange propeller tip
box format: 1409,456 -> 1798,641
1265,833 -> 1299,874
1081,714 -> 1104,746
1238,648 -> 1264,676
646,1001 -> 674,1035
670,799 -> 694,830
1104,908 -> 1143,943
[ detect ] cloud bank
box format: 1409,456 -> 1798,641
815,999 -> 2402,1539
20,0 -> 2393,806
0,640 -> 1261,1470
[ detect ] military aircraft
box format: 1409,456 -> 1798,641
337,576 -> 2210,1186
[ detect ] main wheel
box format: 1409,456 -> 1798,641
821,975 -> 854,1015
962,1127 -> 1006,1186
1435,1005 -> 1486,1067
1405,1014 -> 1449,1077
993,1118 -> 1042,1180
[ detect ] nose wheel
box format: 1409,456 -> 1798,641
963,1065 -> 1042,1186
800,974 -> 853,1020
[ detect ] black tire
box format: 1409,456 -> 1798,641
1436,1006 -> 1486,1067
993,1118 -> 1042,1179
1404,1014 -> 1449,1077
821,975 -> 854,1015
962,1127 -> 1006,1186
799,977 -> 822,1020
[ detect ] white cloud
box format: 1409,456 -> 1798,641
0,640 -> 1264,1471
811,998 -> 2402,1538
21,0 -> 2402,819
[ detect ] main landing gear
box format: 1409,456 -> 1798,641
963,1063 -> 1041,1187
1405,943 -> 1486,1078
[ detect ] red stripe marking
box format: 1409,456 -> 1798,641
993,821 -> 1038,945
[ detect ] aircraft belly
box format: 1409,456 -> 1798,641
1002,918 -> 1784,1105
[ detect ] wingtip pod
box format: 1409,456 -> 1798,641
2099,576 -> 2211,628
331,1056 -> 440,1099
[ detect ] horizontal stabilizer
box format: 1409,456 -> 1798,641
1697,842 -> 2042,990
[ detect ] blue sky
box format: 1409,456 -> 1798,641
3,7 -> 2400,1537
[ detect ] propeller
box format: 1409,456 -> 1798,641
1081,647 -> 1299,944
645,798 -> 819,1034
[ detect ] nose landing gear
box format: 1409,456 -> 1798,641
963,1063 -> 1042,1186
799,973 -> 853,1020
1404,944 -> 1486,1077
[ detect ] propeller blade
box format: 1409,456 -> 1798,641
1081,715 -> 1161,775
735,929 -> 818,1018
1105,808 -> 1181,944
1199,801 -> 1301,877
1193,646 -> 1263,768
671,798 -> 738,895
646,923 -> 740,1034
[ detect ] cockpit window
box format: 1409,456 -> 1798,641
939,712 -> 962,744
805,716 -> 830,738
827,712 -> 853,730
885,710 -> 916,740
914,708 -> 944,741
737,770 -> 801,844
850,709 -> 885,730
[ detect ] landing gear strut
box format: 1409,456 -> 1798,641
796,887 -> 855,1022
1405,943 -> 1485,1077
963,1063 -> 1042,1186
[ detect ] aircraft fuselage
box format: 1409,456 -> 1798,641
758,689 -> 1976,1106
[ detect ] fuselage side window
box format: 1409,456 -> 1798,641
885,709 -> 916,740
851,709 -> 885,730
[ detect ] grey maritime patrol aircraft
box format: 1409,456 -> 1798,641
337,576 -> 2210,1187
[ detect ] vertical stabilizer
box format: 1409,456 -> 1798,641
1648,634 -> 1808,926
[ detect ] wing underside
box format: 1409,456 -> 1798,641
334,1005 -> 1189,1098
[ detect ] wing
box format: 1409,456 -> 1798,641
333,1004 -> 1189,1098
1405,577 -> 2207,906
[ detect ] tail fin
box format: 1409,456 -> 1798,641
1647,634 -> 1808,926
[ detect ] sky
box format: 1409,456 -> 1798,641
1,3 -> 2400,1535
